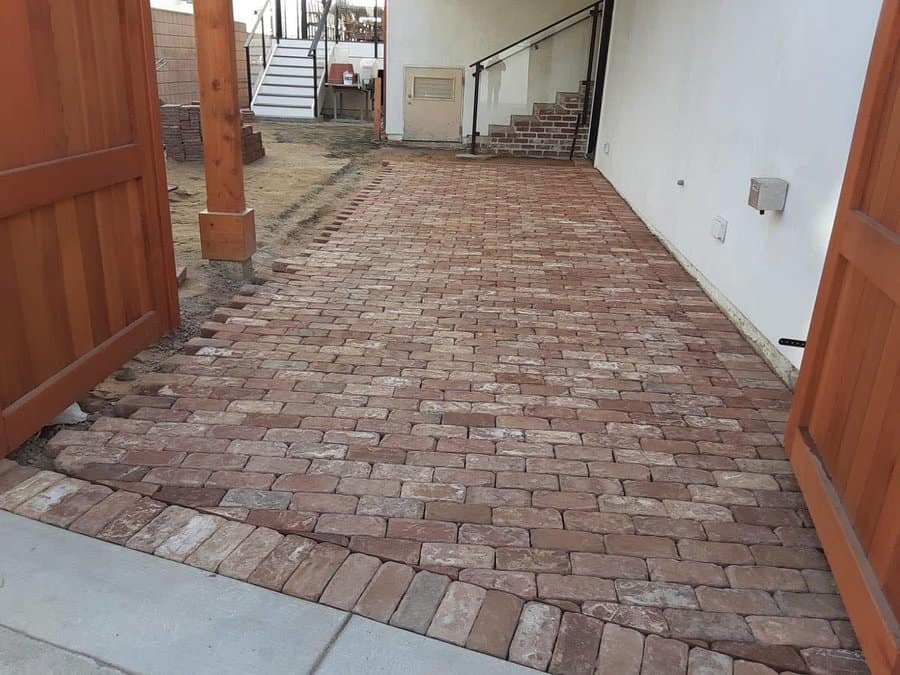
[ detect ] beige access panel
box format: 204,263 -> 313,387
403,67 -> 464,142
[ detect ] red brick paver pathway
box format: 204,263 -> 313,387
23,161 -> 866,674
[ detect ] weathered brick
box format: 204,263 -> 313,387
421,543 -> 494,568
390,570 -> 451,633
320,553 -> 382,610
572,552 -> 647,579
14,478 -> 85,519
458,569 -> 537,598
349,535 -> 421,564
355,562 -> 416,621
282,542 -> 350,601
248,535 -> 316,590
467,590 -> 523,658
678,539 -> 754,565
0,471 -> 65,510
218,527 -> 283,580
96,497 -> 166,544
582,602 -> 668,634
220,488 -> 291,510
696,587 -> 778,615
648,558 -> 728,587
126,505 -> 196,553
155,514 -> 223,562
773,591 -> 847,619
548,612 -> 603,675
426,581 -> 486,645
538,574 -> 616,602
564,510 -> 635,534
606,534 -> 677,558
497,547 -> 570,573
41,484 -> 113,528
726,565 -> 807,591
595,623 -> 643,675
615,580 -> 698,609
290,492 -> 358,514
687,647 -> 733,675
642,635 -> 688,675
184,520 -> 256,572
508,601 -> 561,670
425,501 -> 492,524
746,616 -> 839,647
493,507 -> 563,529
459,524 -> 529,547
316,514 -> 385,537
664,608 -> 752,641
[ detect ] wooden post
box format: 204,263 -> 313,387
373,76 -> 383,140
194,0 -> 256,262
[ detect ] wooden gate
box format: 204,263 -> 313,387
0,1 -> 179,455
785,2 -> 900,673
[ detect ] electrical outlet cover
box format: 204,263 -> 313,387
711,216 -> 728,242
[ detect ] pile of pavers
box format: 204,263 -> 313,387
160,104 -> 264,164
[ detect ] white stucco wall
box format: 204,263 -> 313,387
385,0 -> 588,140
594,0 -> 880,371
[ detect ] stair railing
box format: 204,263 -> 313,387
244,0 -> 279,108
307,0 -> 335,118
468,2 -> 602,155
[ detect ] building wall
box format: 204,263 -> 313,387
594,0 -> 881,373
151,8 -> 250,107
385,0 -> 589,141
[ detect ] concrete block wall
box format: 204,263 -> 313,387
151,8 -> 250,106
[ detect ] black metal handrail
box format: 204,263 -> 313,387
244,0 -> 278,108
468,2 -> 602,155
470,2 -> 600,68
307,0 -> 334,117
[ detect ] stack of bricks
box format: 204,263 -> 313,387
160,104 -> 264,164
477,85 -> 591,159
241,110 -> 265,164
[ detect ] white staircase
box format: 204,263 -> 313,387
252,38 -> 327,119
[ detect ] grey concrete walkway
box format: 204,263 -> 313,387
0,511 -> 535,675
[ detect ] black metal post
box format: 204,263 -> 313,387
587,0 -> 614,156
582,3 -> 600,120
470,63 -> 483,154
261,28 -> 267,67
374,0 -> 379,58
275,0 -> 284,39
570,2 -> 601,160
245,45 -> 253,108
313,50 -> 318,117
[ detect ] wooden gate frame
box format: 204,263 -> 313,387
785,2 -> 900,673
0,1 -> 179,453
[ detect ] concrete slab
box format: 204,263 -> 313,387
0,512 -> 537,674
0,626 -> 124,675
316,615 -> 539,674
0,511 -> 345,674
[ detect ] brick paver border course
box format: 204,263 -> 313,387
0,459 -> 865,674
20,161 -> 870,675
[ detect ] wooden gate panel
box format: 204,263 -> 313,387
0,0 -> 178,454
786,1 -> 900,672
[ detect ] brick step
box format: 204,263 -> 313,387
479,88 -> 591,159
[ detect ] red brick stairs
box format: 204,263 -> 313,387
477,90 -> 590,159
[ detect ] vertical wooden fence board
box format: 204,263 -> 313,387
0,0 -> 179,454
